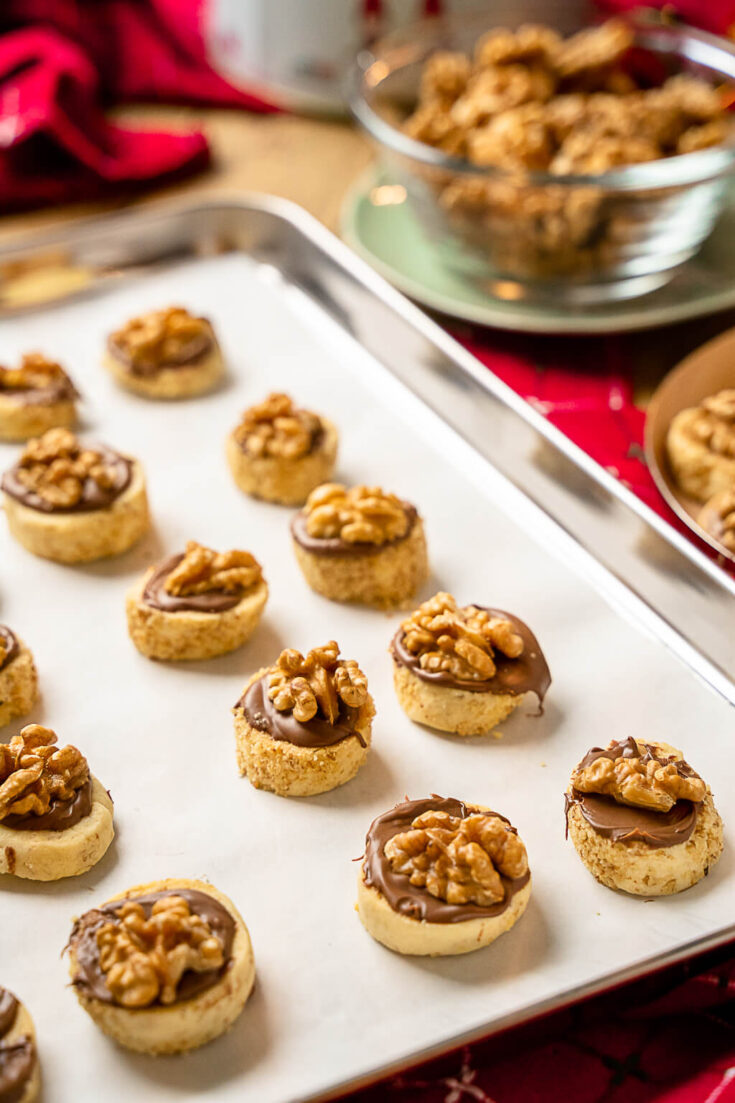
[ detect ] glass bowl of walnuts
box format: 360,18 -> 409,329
350,6 -> 735,303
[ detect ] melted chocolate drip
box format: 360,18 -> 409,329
0,988 -> 34,1103
238,675 -> 366,749
391,607 -> 551,703
291,503 -> 417,557
0,628 -> 19,674
565,738 -> 701,848
69,888 -> 236,1006
2,777 -> 93,832
108,328 -> 213,377
2,444 -> 132,514
143,553 -> 245,614
363,796 -> 530,924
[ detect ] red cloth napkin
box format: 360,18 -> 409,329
0,1 -> 277,211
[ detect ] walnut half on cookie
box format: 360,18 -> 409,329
666,389 -> 735,502
357,796 -> 531,956
67,878 -> 255,1054
0,625 -> 39,730
104,306 -> 224,399
0,352 -> 79,442
391,592 -> 551,736
226,392 -> 338,505
1,428 -> 150,563
233,640 -> 374,796
126,541 -> 268,661
291,483 -> 429,607
0,724 -> 114,881
565,737 -> 723,896
0,988 -> 41,1103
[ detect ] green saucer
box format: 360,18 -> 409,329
341,169 -> 735,334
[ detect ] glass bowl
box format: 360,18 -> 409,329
350,7 -> 735,304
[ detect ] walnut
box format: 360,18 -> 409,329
0,352 -> 75,394
451,64 -> 555,130
233,393 -> 321,460
555,19 -> 634,82
572,742 -> 706,812
110,306 -> 211,371
469,104 -> 554,170
96,895 -> 224,1008
663,74 -> 724,122
267,640 -> 368,724
399,592 -> 523,682
420,51 -> 471,103
689,390 -> 735,459
678,118 -> 730,154
550,132 -> 659,175
385,809 -> 528,906
303,483 -> 410,546
0,638 -> 7,668
0,724 -> 89,822
404,102 -> 467,156
13,428 -> 119,509
474,24 -> 561,69
164,540 -> 262,597
701,488 -> 735,553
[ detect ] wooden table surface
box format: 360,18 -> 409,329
1,104 -> 734,401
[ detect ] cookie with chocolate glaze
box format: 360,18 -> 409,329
0,988 -> 40,1103
126,541 -> 268,661
104,306 -> 224,399
391,593 -> 551,736
67,877 -> 255,1054
565,737 -> 723,896
291,483 -> 429,607
357,796 -> 532,956
0,725 -> 114,881
0,352 -> 79,442
1,428 -> 150,564
0,627 -> 38,730
233,641 -> 374,796
226,392 -> 338,506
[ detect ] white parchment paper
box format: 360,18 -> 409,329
0,254 -> 732,1103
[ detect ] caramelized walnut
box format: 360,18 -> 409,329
690,390 -> 735,459
701,488 -> 735,553
420,50 -> 471,103
267,641 -> 368,724
399,592 -> 523,682
0,352 -> 77,396
110,307 -> 212,373
572,743 -> 705,812
0,725 -> 89,822
385,809 -> 528,906
474,24 -> 561,69
555,19 -> 633,81
164,541 -> 262,597
96,895 -> 224,1008
233,393 -> 322,460
12,428 -> 121,509
303,483 -> 410,546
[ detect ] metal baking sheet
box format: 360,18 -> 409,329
0,203 -> 733,1103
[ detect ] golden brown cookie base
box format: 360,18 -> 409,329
0,777 -> 114,881
293,518 -> 428,608
103,343 -> 224,399
2,997 -> 40,1103
0,393 -> 76,442
3,461 -> 150,563
69,877 -> 255,1054
567,791 -> 723,896
356,803 -> 531,955
233,667 -> 373,796
226,418 -> 338,506
392,660 -> 522,736
666,407 -> 735,502
126,576 -> 268,661
0,643 -> 39,729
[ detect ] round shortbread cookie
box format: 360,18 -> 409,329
3,460 -> 150,563
293,517 -> 428,608
0,994 -> 41,1103
0,392 -> 76,442
0,777 -> 114,881
392,661 -> 522,736
103,342 -> 224,399
226,417 -> 338,506
233,667 -> 373,797
567,791 -> 723,896
126,575 -> 268,661
68,878 -> 255,1055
